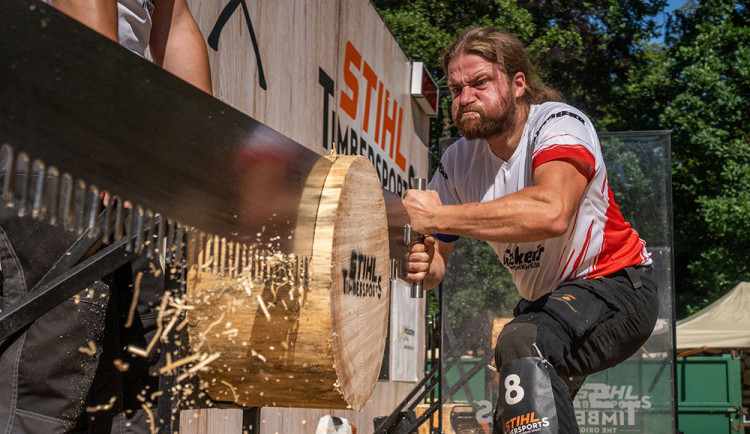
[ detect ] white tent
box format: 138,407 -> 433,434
676,282 -> 750,350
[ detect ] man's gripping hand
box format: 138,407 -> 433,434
406,235 -> 436,284
402,189 -> 443,235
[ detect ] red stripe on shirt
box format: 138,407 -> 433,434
587,187 -> 648,278
532,145 -> 596,178
564,221 -> 594,282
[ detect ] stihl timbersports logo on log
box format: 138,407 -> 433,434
342,251 -> 383,298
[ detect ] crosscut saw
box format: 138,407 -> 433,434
0,0 -> 410,342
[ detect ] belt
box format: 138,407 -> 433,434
603,265 -> 652,290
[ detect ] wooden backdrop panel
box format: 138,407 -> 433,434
184,0 -> 430,431
188,0 -> 429,194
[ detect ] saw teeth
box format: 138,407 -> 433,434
31,159 -> 45,219
0,144 -> 312,290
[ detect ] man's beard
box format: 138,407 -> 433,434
454,98 -> 517,140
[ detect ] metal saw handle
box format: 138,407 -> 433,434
404,178 -> 427,298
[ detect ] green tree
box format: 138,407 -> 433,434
375,0 -> 750,318
611,0 -> 750,316
520,0 -> 668,126
660,0 -> 750,316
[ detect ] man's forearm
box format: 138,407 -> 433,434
409,160 -> 590,244
433,188 -> 572,244
150,0 -> 212,94
423,258 -> 446,290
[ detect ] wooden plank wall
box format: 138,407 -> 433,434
182,0 -> 432,432
190,0 -> 430,195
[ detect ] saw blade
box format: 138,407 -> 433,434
0,0 -> 329,267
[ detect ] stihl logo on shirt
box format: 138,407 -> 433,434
505,412 -> 551,434
503,245 -> 545,271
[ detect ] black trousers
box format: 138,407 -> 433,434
0,212 -> 168,434
493,266 -> 659,433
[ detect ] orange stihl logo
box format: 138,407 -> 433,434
319,41 -> 418,195
505,412 -> 551,433
506,412 -> 540,430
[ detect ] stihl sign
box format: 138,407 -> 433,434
190,0 -> 432,195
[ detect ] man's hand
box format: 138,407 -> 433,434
402,189 -> 443,235
406,235 -> 436,284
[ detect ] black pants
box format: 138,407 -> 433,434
0,213 -> 168,434
493,267 -> 659,433
72,255 -> 168,434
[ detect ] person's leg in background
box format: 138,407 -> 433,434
0,218 -> 110,434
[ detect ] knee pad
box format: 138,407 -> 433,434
495,356 -> 559,434
494,322 -> 539,368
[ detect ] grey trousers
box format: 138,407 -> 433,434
0,212 -> 166,434
0,214 -> 110,434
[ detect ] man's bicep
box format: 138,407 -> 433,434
532,158 -> 591,216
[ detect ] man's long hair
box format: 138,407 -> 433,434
442,27 -> 564,105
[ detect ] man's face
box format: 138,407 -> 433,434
447,53 -> 520,140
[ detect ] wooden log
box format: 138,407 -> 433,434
185,155 -> 390,410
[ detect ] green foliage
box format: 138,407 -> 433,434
659,0 -> 750,317
520,0 -> 668,121
374,0 -> 750,319
441,237 -> 519,353
600,135 -> 672,246
601,0 -> 750,316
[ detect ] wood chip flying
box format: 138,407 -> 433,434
158,353 -> 202,375
124,271 -> 143,328
113,359 -> 130,372
142,403 -> 156,434
86,396 -> 117,413
220,380 -> 239,402
256,294 -> 271,321
78,341 -> 97,356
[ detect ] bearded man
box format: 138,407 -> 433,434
402,27 -> 658,433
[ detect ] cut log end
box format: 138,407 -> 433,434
186,155 -> 390,410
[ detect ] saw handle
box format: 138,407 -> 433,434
404,178 -> 427,298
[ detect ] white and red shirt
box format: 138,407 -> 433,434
429,102 -> 651,301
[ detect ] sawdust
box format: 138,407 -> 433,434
93,229 -> 314,429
